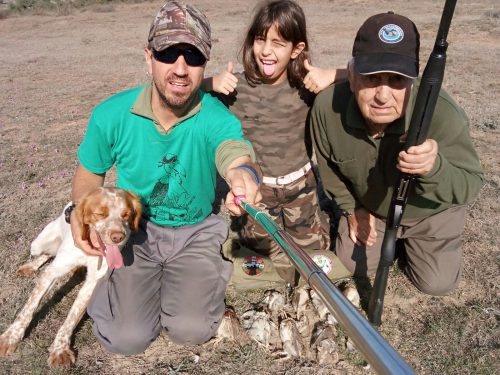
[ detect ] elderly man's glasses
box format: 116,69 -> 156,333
153,46 -> 206,67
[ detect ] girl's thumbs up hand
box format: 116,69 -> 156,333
303,59 -> 347,94
211,61 -> 238,95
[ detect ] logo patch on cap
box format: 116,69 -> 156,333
242,256 -> 265,276
312,255 -> 333,275
378,24 -> 404,44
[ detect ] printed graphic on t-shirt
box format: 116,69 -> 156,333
148,153 -> 203,223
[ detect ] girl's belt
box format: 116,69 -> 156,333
262,162 -> 311,186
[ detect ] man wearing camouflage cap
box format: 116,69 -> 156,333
69,1 -> 262,354
311,12 -> 483,295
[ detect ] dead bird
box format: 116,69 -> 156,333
310,283 -> 361,324
278,315 -> 304,360
296,299 -> 320,340
215,306 -> 247,343
337,283 -> 361,354
240,308 -> 258,330
246,310 -> 273,348
292,286 -> 311,318
311,322 -> 339,365
260,289 -> 286,316
345,336 -> 357,353
310,289 -> 338,326
309,289 -> 329,320
342,284 -> 361,309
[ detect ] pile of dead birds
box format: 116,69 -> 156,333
216,283 -> 362,364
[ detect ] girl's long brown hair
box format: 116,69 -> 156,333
240,0 -> 310,88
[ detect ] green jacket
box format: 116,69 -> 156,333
311,79 -> 483,220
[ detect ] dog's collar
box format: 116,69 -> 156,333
64,203 -> 76,224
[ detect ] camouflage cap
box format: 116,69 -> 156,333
148,1 -> 211,60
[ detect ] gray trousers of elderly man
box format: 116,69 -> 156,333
87,215 -> 232,355
336,205 -> 466,296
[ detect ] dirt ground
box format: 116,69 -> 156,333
0,0 -> 499,374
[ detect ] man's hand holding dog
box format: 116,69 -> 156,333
69,210 -> 104,257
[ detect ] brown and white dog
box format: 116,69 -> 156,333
0,187 -> 141,367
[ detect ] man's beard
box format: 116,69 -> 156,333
153,75 -> 193,110
157,88 -> 189,110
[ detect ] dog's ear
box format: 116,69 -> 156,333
75,195 -> 91,242
125,191 -> 142,232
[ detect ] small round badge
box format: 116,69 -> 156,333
378,24 -> 404,44
312,254 -> 333,275
242,256 -> 265,276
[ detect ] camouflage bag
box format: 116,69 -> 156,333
223,238 -> 352,290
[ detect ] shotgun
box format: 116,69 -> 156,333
368,0 -> 458,326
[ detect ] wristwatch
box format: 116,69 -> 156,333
64,203 -> 76,224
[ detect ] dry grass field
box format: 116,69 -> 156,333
0,0 -> 498,374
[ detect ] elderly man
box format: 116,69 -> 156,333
311,12 -> 483,296
69,1 -> 261,354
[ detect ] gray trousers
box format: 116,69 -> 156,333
336,205 -> 466,296
87,214 -> 232,355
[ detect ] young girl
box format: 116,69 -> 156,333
204,0 -> 346,284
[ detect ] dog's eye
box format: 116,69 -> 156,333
122,211 -> 130,220
92,212 -> 106,219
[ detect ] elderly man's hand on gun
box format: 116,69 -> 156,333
397,138 -> 438,176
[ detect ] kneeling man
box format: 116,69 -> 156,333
311,12 -> 483,295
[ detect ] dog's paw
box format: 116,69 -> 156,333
48,346 -> 76,367
16,264 -> 37,277
0,332 -> 20,356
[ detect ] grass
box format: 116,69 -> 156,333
416,302 -> 499,374
0,0 -> 498,374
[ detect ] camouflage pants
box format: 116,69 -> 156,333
239,170 -> 330,283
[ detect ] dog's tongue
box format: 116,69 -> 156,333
103,243 -> 124,270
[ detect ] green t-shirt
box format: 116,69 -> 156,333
78,85 -> 246,227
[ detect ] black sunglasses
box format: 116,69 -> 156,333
152,46 -> 206,67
